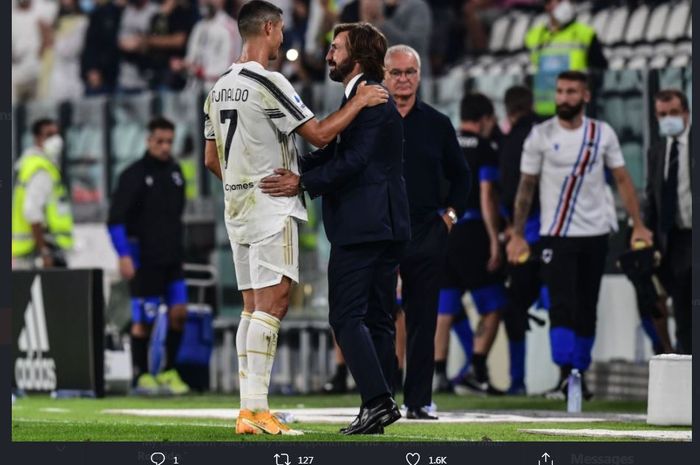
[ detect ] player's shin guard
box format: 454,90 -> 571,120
236,312 -> 252,410
246,311 -> 281,412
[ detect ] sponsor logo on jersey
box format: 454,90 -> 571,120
15,276 -> 57,391
224,182 -> 255,191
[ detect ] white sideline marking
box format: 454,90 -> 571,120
39,408 -> 70,413
520,428 -> 692,441
101,408 -> 644,424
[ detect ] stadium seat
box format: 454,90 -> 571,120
644,3 -> 670,43
590,7 -> 612,39
488,15 -> 512,54
624,4 -> 650,45
506,12 -> 532,53
606,4 -> 649,69
601,6 -> 630,46
664,0 -> 690,42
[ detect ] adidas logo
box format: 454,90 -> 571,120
15,276 -> 57,391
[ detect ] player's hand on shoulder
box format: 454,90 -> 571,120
355,81 -> 389,108
260,169 -> 301,197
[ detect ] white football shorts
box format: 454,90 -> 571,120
231,217 -> 299,290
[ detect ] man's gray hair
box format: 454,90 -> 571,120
385,44 -> 421,70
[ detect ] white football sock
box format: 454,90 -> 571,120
236,311 -> 252,411
246,311 -> 281,412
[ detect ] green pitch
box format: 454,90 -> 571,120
11,393 -> 688,442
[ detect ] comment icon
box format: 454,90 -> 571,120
150,452 -> 166,465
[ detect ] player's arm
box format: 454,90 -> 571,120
261,106 -> 385,198
610,166 -> 653,246
107,169 -> 141,280
295,82 -> 388,148
480,177 -> 502,272
506,173 -> 538,264
204,139 -> 222,180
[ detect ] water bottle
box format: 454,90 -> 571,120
567,369 -> 582,413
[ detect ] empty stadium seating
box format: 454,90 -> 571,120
464,0 -> 691,77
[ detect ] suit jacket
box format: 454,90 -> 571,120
644,129 -> 693,252
299,78 -> 411,247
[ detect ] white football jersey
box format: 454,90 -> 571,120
204,61 -> 313,244
520,117 -> 626,237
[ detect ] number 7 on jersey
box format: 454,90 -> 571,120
220,109 -> 238,169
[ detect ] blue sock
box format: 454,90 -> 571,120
641,317 -> 661,349
550,327 -> 575,367
573,335 -> 596,371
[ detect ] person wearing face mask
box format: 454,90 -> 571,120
525,0 -> 607,116
644,89 -> 693,354
506,71 -> 652,400
12,118 -> 74,269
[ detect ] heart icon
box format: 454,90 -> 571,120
406,452 -> 421,465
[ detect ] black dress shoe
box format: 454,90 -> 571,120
342,397 -> 401,435
406,406 -> 438,420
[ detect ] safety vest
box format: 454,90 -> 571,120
525,21 -> 596,116
12,153 -> 74,257
179,157 -> 198,200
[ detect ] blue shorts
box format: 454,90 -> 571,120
439,284 -> 506,316
471,284 -> 507,315
130,265 -> 187,324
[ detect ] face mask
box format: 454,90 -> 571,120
552,0 -> 575,25
658,116 -> 685,137
43,134 -> 64,161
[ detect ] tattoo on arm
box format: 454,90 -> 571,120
513,174 -> 538,235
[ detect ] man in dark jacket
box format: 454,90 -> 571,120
262,23 -> 410,435
384,44 -> 470,419
644,89 -> 692,354
498,85 -> 543,395
107,116 -> 189,395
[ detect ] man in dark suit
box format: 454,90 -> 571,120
260,22 -> 410,434
645,89 -> 692,354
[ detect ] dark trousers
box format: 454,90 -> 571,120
540,235 -> 608,371
503,245 -> 542,343
328,240 -> 405,404
400,218 -> 448,408
661,228 -> 692,354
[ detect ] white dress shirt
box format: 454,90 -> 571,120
664,124 -> 692,229
344,73 -> 364,99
